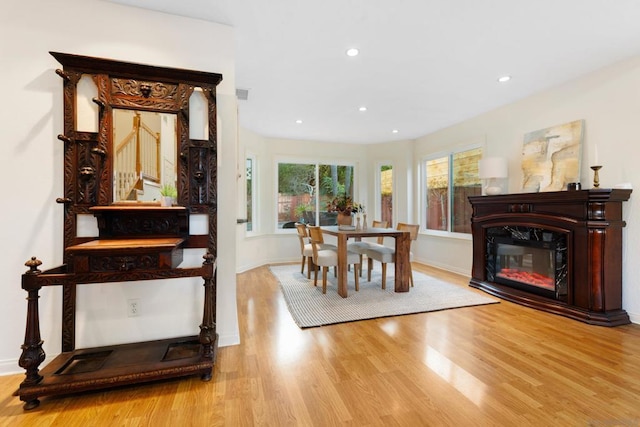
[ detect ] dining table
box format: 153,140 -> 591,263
321,225 -> 411,298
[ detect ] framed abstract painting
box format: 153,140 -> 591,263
521,120 -> 584,192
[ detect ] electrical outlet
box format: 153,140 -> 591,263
127,298 -> 140,317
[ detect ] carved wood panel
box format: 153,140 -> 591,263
49,52 -> 222,352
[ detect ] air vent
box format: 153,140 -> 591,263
236,88 -> 249,101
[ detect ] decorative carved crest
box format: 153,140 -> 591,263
112,78 -> 178,101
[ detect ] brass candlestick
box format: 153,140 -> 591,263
590,165 -> 602,188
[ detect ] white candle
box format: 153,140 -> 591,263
594,144 -> 599,166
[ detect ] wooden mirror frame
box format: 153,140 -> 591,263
50,51 -> 222,257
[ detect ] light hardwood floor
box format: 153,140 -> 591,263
2,263 -> 640,426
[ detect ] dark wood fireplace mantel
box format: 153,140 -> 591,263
468,188 -> 632,326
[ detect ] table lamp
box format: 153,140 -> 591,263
478,157 -> 508,195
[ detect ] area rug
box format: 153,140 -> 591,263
269,264 -> 499,328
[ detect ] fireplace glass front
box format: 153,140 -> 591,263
486,227 -> 568,301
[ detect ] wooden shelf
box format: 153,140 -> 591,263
66,238 -> 186,273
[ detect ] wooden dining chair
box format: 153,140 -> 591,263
308,226 -> 361,294
365,223 -> 419,289
295,223 -> 313,278
295,223 -> 336,279
346,220 -> 388,276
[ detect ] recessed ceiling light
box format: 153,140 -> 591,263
497,75 -> 511,83
392,129 -> 399,134
295,119 -> 302,124
359,106 -> 367,112
346,48 -> 359,57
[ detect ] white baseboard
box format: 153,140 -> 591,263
412,258 -> 470,277
0,359 -> 21,376
218,332 -> 240,347
237,257 -> 295,274
0,354 -> 58,377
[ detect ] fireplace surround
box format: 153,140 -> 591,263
468,189 -> 631,326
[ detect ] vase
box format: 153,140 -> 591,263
363,214 -> 368,230
356,216 -> 361,230
160,196 -> 173,207
337,212 -> 353,226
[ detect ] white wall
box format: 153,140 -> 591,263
414,56 -> 640,323
0,0 -> 239,375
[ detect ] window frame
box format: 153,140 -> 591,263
245,152 -> 257,235
274,156 -> 357,233
421,143 -> 483,240
375,161 -> 394,228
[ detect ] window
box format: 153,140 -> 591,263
245,155 -> 255,232
379,164 -> 393,226
277,161 -> 354,229
423,146 -> 482,234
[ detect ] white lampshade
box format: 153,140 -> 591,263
478,157 -> 508,179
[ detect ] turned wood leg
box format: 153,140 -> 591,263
21,396 -> 40,411
19,257 -> 46,410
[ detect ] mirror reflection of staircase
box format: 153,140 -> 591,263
114,111 -> 161,201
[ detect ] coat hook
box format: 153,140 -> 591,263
57,134 -> 73,144
92,98 -> 105,109
55,197 -> 72,204
55,69 -> 70,81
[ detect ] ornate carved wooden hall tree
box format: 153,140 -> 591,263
16,52 -> 222,410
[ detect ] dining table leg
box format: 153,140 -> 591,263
336,234 -> 348,297
394,232 -> 410,292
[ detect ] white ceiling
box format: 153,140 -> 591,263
109,0 -> 640,144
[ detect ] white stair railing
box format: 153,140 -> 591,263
114,112 -> 161,201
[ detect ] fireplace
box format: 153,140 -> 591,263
487,226 -> 567,301
468,189 -> 631,326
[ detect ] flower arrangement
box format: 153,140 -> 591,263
326,194 -> 363,215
